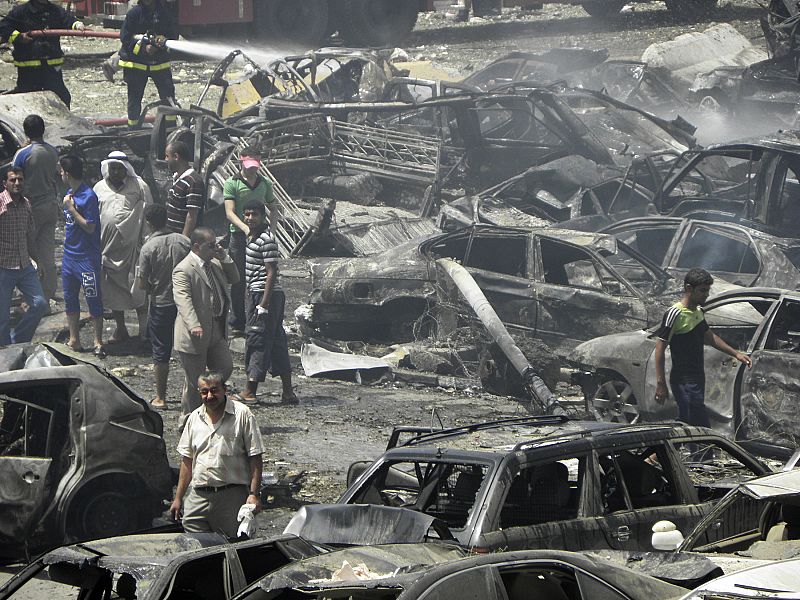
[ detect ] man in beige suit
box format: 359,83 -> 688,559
173,227 -> 239,419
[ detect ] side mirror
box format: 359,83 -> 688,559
651,520 -> 684,551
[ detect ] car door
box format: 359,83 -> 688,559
737,294 -> 800,450
700,296 -> 777,436
534,237 -> 649,354
593,443 -> 701,551
0,395 -> 54,548
670,223 -> 761,286
461,232 -> 537,331
474,452 -> 613,552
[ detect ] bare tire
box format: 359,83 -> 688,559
69,490 -> 137,541
663,0 -> 717,18
336,0 -> 419,47
581,1 -> 626,16
252,0 -> 329,48
588,378 -> 640,424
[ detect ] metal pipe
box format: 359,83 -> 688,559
93,115 -> 155,126
27,29 -> 121,39
435,258 -> 564,414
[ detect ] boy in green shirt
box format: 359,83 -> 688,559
223,146 -> 276,334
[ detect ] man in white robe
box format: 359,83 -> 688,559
95,151 -> 152,342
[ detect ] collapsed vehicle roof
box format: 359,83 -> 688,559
0,532 -> 324,600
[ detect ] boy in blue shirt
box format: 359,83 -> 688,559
59,155 -> 106,357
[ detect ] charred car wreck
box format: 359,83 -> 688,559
0,343 -> 173,559
0,533 -> 323,600
238,545 -> 686,600
284,416 -> 768,553
571,288 -> 800,457
307,224 -> 678,355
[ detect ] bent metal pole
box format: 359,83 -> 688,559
434,257 -> 565,415
26,29 -> 121,39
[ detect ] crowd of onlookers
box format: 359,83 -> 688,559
2,113 -> 296,419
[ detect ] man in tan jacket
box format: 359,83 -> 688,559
173,227 -> 239,420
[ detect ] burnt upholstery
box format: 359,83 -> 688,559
615,452 -> 669,508
528,462 -> 571,523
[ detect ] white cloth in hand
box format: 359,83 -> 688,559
237,503 -> 257,538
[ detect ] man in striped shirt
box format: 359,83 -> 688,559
238,200 -> 297,404
165,141 -> 203,237
654,268 -> 751,427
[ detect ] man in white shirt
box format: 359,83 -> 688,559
170,371 -> 263,538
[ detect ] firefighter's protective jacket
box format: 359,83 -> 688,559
0,1 -> 79,68
119,1 -> 177,71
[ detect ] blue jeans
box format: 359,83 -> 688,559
0,265 -> 47,345
670,378 -> 710,428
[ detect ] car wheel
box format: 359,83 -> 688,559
70,491 -> 137,541
589,377 -> 640,424
580,1 -> 626,17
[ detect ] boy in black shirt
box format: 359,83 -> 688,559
654,268 -> 751,426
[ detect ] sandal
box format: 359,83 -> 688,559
93,345 -> 107,359
234,393 -> 258,405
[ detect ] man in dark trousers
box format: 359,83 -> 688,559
137,203 -> 190,409
654,268 -> 752,427
0,0 -> 85,107
119,0 -> 178,128
12,114 -> 60,306
238,200 -> 296,404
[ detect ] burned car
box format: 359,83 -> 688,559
599,217 -> 800,289
674,468 -> 800,558
234,545 -> 684,600
570,288 -> 800,457
0,343 -> 173,559
308,224 -> 680,354
677,557 -> 800,600
262,83 -> 695,190
464,50 -> 691,122
572,133 -> 800,237
284,416 -> 768,553
0,532 -> 323,600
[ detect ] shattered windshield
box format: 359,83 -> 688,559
348,460 -> 489,530
564,94 -> 689,156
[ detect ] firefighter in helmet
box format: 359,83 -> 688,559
0,0 -> 86,108
119,0 -> 178,128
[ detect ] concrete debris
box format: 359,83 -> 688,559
641,24 -> 767,94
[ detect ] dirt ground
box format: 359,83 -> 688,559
0,0 -> 769,576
